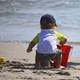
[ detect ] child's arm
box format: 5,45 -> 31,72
59,37 -> 67,45
55,31 -> 67,45
26,33 -> 39,53
27,42 -> 35,53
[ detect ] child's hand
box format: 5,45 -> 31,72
26,48 -> 32,53
59,38 -> 67,45
59,41 -> 64,46
26,42 -> 35,53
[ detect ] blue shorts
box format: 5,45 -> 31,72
35,51 -> 61,68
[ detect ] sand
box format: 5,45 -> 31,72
0,42 -> 80,80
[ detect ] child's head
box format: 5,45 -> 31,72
40,14 -> 57,29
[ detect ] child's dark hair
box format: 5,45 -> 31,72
40,14 -> 57,29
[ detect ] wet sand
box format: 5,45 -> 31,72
0,42 -> 80,80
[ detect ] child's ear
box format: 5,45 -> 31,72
48,23 -> 56,29
49,23 -> 56,26
48,23 -> 53,27
48,23 -> 53,26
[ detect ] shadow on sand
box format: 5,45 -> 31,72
68,62 -> 80,70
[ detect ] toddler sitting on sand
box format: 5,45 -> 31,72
27,14 -> 67,69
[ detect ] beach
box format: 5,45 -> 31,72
0,42 -> 80,80
0,0 -> 80,80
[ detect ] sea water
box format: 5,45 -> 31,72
0,0 -> 80,56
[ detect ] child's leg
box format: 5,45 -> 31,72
41,55 -> 49,67
35,52 -> 41,68
54,51 -> 62,68
49,54 -> 56,67
41,54 -> 55,68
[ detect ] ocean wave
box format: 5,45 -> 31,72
0,0 -> 80,13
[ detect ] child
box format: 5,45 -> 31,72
27,14 -> 67,68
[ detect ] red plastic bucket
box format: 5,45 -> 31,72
53,45 -> 72,68
61,45 -> 72,67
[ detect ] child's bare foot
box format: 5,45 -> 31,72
60,66 -> 66,69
